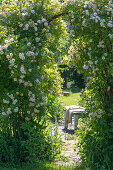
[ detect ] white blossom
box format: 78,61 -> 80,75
108,34 -> 113,39
95,60 -> 98,64
2,112 -> 6,115
12,99 -> 18,105
7,108 -> 12,114
31,10 -> 35,14
34,27 -> 38,31
28,68 -> 32,72
19,24 -> 23,27
37,66 -> 40,69
5,40 -> 9,44
27,111 -> 30,114
14,107 -> 18,112
14,78 -> 17,81
102,56 -> 105,60
25,117 -> 30,121
85,10 -> 89,16
3,99 -> 9,104
35,37 -> 40,42
27,42 -> 31,46
83,64 -> 89,69
25,24 -> 29,30
19,53 -> 25,60
35,79 -> 40,84
44,22 -> 48,27
20,66 -> 26,74
37,20 -> 41,24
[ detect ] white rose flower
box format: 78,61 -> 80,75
27,111 -> 30,114
25,12 -> 28,16
13,99 -> 18,105
89,39 -> 93,42
35,79 -> 40,84
85,10 -> 89,16
37,20 -> 41,23
7,108 -> 12,114
35,37 -> 40,42
28,68 -> 32,72
44,22 -> 48,27
104,53 -> 108,56
14,107 -> 18,112
29,97 -> 35,102
27,42 -> 31,46
5,40 -> 9,44
42,17 -> 46,22
2,112 -> 6,115
20,75 -> 25,79
107,22 -> 112,27
37,66 -> 40,69
19,53 -> 25,60
102,56 -> 105,60
95,60 -> 98,64
25,24 -> 29,30
38,43 -> 42,46
34,27 -> 38,31
19,24 -> 23,27
3,99 -> 9,104
48,33 -> 51,37
41,76 -> 44,79
20,66 -> 26,74
25,117 -> 30,121
31,10 -> 35,14
108,34 -> 113,39
83,64 -> 88,69
14,78 -> 17,81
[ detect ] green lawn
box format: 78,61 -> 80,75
61,92 -> 81,107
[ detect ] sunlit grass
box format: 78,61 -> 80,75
61,92 -> 81,107
0,162 -> 76,170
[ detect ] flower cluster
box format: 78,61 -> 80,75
0,0 -> 64,123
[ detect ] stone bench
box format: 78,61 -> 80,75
62,91 -> 70,96
64,105 -> 85,130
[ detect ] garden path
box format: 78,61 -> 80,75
55,117 -> 81,167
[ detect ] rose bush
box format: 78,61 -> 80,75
0,0 -> 66,164
65,0 -> 113,169
0,0 -> 113,168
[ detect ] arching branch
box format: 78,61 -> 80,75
47,12 -> 68,23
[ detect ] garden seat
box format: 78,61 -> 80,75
64,105 -> 85,130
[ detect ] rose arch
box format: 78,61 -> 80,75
0,0 -> 113,168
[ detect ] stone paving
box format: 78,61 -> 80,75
55,118 -> 81,166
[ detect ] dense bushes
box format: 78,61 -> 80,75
65,0 -> 113,169
0,0 -> 65,165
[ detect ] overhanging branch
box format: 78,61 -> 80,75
47,12 -> 68,23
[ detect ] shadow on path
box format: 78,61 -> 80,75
62,128 -> 75,135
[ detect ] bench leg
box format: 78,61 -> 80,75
74,115 -> 78,130
64,111 -> 68,129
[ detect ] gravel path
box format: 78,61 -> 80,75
55,118 -> 81,166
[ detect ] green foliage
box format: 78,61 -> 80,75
0,0 -> 65,165
0,0 -> 113,169
65,0 -> 113,169
46,94 -> 64,122
0,120 -> 61,165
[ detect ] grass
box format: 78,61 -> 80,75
0,162 -> 76,170
61,90 -> 81,107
